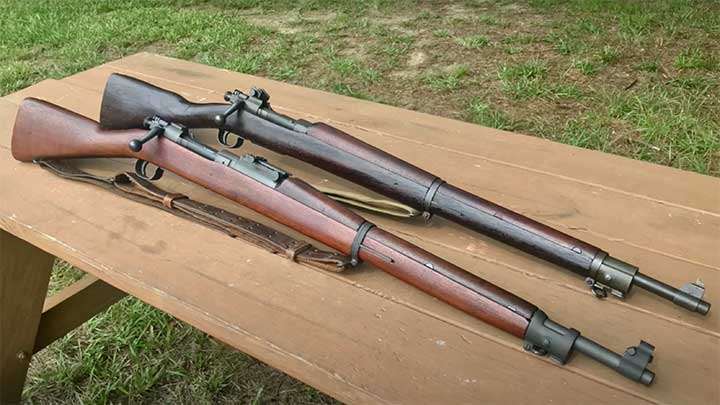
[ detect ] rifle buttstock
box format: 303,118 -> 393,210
12,98 -> 137,162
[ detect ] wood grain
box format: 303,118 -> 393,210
0,146 -> 652,405
13,77 -> 718,332
94,53 -> 720,214
0,53 -> 718,403
0,230 -> 54,403
34,274 -> 126,353
12,98 -> 536,340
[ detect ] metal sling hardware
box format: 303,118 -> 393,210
421,177 -> 445,221
350,221 -> 375,266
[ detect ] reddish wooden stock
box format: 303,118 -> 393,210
12,98 -> 537,338
12,99 -> 135,162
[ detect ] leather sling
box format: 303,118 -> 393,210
37,160 -> 351,272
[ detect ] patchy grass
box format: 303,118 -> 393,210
424,65 -> 470,91
674,49 -> 719,70
605,84 -> 719,173
27,263 -> 339,404
499,60 -> 548,98
499,60 -> 582,100
598,46 -> 621,64
3,0 -> 719,402
549,33 -> 583,55
467,99 -> 518,131
635,60 -> 659,72
455,34 -> 490,49
573,58 -> 599,76
432,28 -> 451,38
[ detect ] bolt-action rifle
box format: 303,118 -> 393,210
98,74 -> 710,315
12,98 -> 656,385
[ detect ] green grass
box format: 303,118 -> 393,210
605,84 -> 719,173
573,58 -> 599,75
598,46 -> 621,64
455,35 -> 490,49
498,59 -> 548,98
432,28 -> 451,38
27,262 -> 339,404
635,60 -> 659,72
424,65 -> 470,91
674,49 -> 719,70
550,34 -> 583,55
467,99 -> 518,131
3,0 -> 719,402
498,60 -> 582,100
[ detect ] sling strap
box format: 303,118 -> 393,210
37,160 -> 351,273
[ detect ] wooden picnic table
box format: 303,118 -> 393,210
1,53 -> 718,404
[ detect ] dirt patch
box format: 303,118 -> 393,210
408,51 -> 427,67
239,9 -> 337,34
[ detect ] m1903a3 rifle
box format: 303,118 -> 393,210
13,98 -> 656,385
98,74 -> 710,315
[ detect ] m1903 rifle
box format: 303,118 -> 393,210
98,74 -> 710,315
12,98 -> 656,385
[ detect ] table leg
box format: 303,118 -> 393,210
0,230 -> 54,404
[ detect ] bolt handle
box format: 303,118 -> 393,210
213,98 -> 245,148
129,126 -> 163,152
214,99 -> 243,128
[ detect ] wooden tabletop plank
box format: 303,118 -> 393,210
99,53 -> 720,215
0,145 -> 651,405
58,65 -> 720,268
8,78 -> 719,334
2,62 -> 718,404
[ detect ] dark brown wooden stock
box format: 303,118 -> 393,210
13,98 -> 537,338
99,74 -> 607,279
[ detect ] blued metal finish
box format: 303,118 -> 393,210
215,151 -> 288,188
129,126 -> 163,152
523,310 -> 579,364
350,221 -> 375,266
132,116 -> 289,188
524,310 -> 655,385
152,119 -> 217,161
100,74 -> 713,315
587,255 -> 638,298
421,177 -> 445,220
634,273 -> 711,314
213,96 -> 245,148
134,159 -> 164,180
221,88 -> 310,134
574,337 -> 655,385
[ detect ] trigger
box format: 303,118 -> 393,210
217,129 -> 244,148
134,159 -> 164,181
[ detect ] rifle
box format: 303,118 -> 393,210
12,98 -> 656,385
98,74 -> 711,315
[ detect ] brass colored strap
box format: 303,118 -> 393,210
36,160 -> 351,273
314,185 -> 420,218
162,193 -> 187,209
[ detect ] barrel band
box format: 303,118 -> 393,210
422,178 -> 445,219
350,221 -> 375,266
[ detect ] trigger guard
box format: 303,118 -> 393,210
134,159 -> 164,181
217,129 -> 244,148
